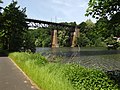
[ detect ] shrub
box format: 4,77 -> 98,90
63,64 -> 118,90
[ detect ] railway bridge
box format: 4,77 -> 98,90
26,18 -> 80,47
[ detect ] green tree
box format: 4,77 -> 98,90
95,17 -> 109,38
2,1 -> 27,51
78,22 -> 87,33
84,20 -> 96,46
78,19 -> 95,34
0,0 -> 3,9
0,0 -> 3,15
23,30 -> 36,52
78,20 -> 91,46
0,0 -> 2,3
34,28 -> 51,47
96,17 -> 120,38
77,33 -> 90,47
58,30 -> 70,47
0,0 -> 3,48
78,19 -> 106,47
86,0 -> 120,24
86,0 -> 120,42
85,19 -> 95,33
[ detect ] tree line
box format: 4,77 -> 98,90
0,0 -> 120,52
0,1 -> 30,52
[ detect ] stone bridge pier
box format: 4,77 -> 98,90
52,30 -> 59,48
71,27 -> 80,47
52,27 -> 80,48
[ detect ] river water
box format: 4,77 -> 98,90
36,47 -> 120,71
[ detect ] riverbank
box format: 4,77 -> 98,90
9,52 -> 119,90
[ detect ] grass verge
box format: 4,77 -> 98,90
9,52 -> 119,90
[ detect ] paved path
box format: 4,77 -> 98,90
0,57 -> 39,90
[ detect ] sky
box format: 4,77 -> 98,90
1,0 -> 96,24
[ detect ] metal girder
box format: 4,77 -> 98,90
26,18 -> 75,29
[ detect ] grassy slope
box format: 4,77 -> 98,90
9,52 -> 119,90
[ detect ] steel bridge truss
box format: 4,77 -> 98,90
26,18 -> 75,30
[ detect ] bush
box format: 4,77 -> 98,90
63,64 -> 118,90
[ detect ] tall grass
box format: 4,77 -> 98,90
9,52 -> 73,90
9,52 -> 119,90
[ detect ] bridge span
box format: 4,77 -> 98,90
26,18 -> 80,47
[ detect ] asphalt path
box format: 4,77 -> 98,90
0,57 -> 39,90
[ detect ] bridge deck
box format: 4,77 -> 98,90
26,18 -> 76,28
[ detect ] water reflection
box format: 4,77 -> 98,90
36,47 -> 120,71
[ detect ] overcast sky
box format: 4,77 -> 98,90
1,0 -> 96,24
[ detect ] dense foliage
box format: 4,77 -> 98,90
26,18 -> 120,48
0,1 -> 28,51
84,0 -> 120,49
0,0 -> 120,51
0,0 -> 3,49
0,1 -> 37,52
86,0 -> 120,21
23,30 -> 36,52
34,28 -> 51,47
9,52 -> 119,90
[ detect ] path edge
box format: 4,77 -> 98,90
8,57 -> 41,90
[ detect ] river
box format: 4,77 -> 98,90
36,47 -> 120,71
